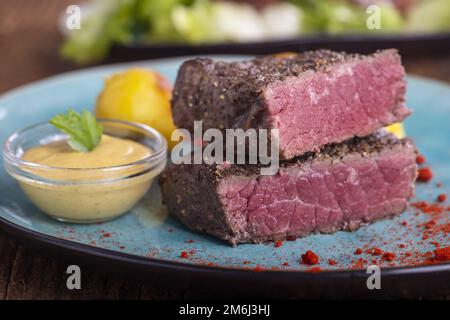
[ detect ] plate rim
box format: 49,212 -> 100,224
0,56 -> 450,280
2,54 -> 450,102
1,215 -> 450,278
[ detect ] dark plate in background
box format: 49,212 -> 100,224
109,32 -> 450,61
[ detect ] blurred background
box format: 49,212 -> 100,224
1,0 -> 450,94
0,0 -> 450,92
0,0 -> 449,299
59,0 -> 450,63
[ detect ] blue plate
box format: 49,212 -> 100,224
0,56 -> 449,297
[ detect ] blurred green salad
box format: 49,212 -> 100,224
62,0 -> 450,64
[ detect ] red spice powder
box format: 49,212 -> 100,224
424,219 -> 436,229
430,241 -> 441,248
354,248 -> 363,255
418,216 -> 449,244
399,244 -> 406,248
274,240 -> 283,248
416,155 -> 425,165
271,266 -> 280,271
417,167 -> 433,182
434,247 -> 450,262
102,232 -> 111,238
282,262 -> 290,267
441,223 -> 450,233
412,201 -> 444,214
301,250 -> 319,265
352,258 -> 368,269
180,251 -> 189,259
328,259 -> 337,266
368,247 -> 383,256
437,194 -> 447,203
382,252 -> 396,262
252,265 -> 264,272
306,267 -> 323,273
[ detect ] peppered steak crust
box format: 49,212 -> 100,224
159,131 -> 418,245
171,49 -> 410,159
172,50 -> 355,131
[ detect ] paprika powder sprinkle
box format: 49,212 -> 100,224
441,223 -> 450,233
274,240 -> 283,248
417,167 -> 433,182
352,258 -> 367,269
301,250 -> 319,265
306,267 -> 323,273
382,252 -> 396,262
434,247 -> 450,262
437,194 -> 447,203
328,259 -> 337,266
253,265 -> 264,272
354,248 -> 363,255
416,154 -> 425,165
424,220 -> 436,229
430,241 -> 441,248
180,251 -> 189,259
412,201 -> 444,214
369,247 -> 383,256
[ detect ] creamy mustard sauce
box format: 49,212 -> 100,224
17,134 -> 159,223
23,134 -> 151,169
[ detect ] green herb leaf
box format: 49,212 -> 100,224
49,109 -> 103,152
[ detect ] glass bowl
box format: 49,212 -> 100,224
3,119 -> 167,223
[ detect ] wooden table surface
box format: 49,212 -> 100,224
0,0 -> 449,300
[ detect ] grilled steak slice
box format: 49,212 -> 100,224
172,49 -> 410,159
159,131 -> 417,246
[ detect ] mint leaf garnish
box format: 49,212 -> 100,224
49,109 -> 103,152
